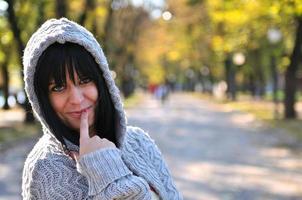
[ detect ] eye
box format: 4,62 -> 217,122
79,77 -> 92,85
50,84 -> 65,92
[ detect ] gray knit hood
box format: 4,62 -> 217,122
23,18 -> 127,148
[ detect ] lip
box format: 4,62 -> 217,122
67,106 -> 93,118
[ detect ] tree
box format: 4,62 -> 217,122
105,3 -> 149,97
0,47 -> 10,110
284,17 -> 302,118
0,18 -> 12,110
5,0 -> 35,122
263,0 -> 302,119
56,0 -> 67,18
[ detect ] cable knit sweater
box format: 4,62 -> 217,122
22,18 -> 182,200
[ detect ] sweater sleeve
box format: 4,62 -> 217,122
77,148 -> 152,200
130,127 -> 183,200
26,149 -> 152,200
26,156 -> 89,200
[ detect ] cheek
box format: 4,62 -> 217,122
49,94 -> 66,114
92,88 -> 98,102
86,85 -> 98,103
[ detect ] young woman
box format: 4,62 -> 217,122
22,18 -> 182,200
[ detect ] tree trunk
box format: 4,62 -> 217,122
248,74 -> 256,97
118,9 -> 148,97
1,57 -> 9,110
271,55 -> 278,103
284,17 -> 302,119
36,0 -> 46,26
249,48 -> 265,98
5,0 -> 35,123
56,0 -> 67,18
254,49 -> 265,98
101,0 -> 113,55
225,55 -> 236,100
6,0 -> 24,59
78,0 -> 95,26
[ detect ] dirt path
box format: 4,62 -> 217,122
0,138 -> 37,200
126,93 -> 302,200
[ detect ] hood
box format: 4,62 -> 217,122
23,18 -> 127,148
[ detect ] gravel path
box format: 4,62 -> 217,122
1,93 -> 302,200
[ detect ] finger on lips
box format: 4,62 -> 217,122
80,110 -> 89,140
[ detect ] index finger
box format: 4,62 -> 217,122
80,110 -> 89,140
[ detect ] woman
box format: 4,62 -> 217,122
22,18 -> 182,200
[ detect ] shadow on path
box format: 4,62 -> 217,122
127,93 -> 302,200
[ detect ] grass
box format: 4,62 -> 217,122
0,107 -> 41,145
223,100 -> 275,120
0,122 -> 41,150
270,119 -> 302,141
123,91 -> 144,108
194,92 -> 302,141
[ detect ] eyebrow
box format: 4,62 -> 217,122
48,81 -> 55,85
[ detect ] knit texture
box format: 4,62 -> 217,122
22,18 -> 182,199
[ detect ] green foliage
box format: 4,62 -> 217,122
186,0 -> 203,6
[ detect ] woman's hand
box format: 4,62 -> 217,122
70,110 -> 116,161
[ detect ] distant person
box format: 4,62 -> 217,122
155,84 -> 169,104
22,18 -> 182,199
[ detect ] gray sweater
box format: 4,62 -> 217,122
21,18 -> 182,199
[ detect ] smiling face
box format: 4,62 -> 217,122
34,42 -> 117,145
48,71 -> 98,132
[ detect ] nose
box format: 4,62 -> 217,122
68,86 -> 84,105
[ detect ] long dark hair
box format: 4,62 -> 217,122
34,42 -> 117,147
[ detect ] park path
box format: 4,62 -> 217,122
0,93 -> 302,200
0,138 -> 37,200
126,93 -> 302,200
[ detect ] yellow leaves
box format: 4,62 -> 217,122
124,44 -> 133,56
280,56 -> 291,73
211,35 -> 232,52
269,3 -> 280,17
295,0 -> 302,15
0,51 -> 4,63
211,9 -> 249,26
211,12 -> 224,23
1,32 -> 13,45
212,35 -> 223,50
69,0 -> 85,13
209,0 -> 277,54
167,51 -> 180,62
225,10 -> 249,25
245,0 -> 263,13
96,6 -> 107,18
142,64 -> 165,85
21,1 -> 31,14
0,19 -> 6,29
207,0 -> 223,9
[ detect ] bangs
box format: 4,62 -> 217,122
38,42 -> 99,90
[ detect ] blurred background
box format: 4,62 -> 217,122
0,0 -> 302,199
